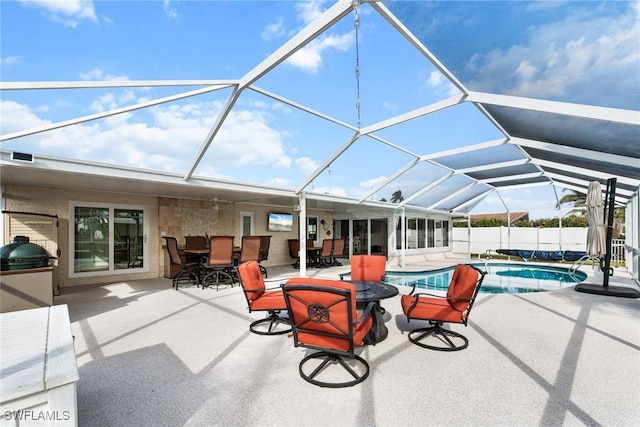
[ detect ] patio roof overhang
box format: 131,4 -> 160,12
1,1 -> 638,214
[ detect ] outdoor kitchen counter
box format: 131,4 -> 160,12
0,304 -> 79,426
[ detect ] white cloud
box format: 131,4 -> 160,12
2,56 -> 25,65
425,70 -> 460,98
262,17 -> 285,41
359,175 -> 388,192
0,101 -> 52,134
2,93 -> 294,175
287,31 -> 354,73
79,68 -> 129,81
295,156 -> 320,175
465,2 -> 640,107
295,1 -> 324,25
163,0 -> 178,19
20,0 -> 97,27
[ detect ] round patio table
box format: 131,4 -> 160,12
349,280 -> 399,344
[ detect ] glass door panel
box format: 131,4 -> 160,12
74,207 -> 109,273
114,209 -> 144,270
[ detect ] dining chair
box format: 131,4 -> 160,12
163,236 -> 199,289
287,239 -> 300,268
330,238 -> 345,266
316,239 -> 334,267
400,264 -> 485,351
282,277 -> 375,388
184,235 -> 207,262
201,236 -> 236,290
237,235 -> 261,263
258,235 -> 271,277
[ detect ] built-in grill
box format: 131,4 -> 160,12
1,236 -> 52,271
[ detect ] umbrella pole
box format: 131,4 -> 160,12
601,178 -> 616,288
576,178 -> 639,298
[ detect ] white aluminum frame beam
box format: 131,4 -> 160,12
427,182 -> 477,210
360,94 -> 466,134
554,181 -> 628,205
397,172 -> 454,207
419,138 -> 508,161
467,91 -> 639,125
546,172 -> 634,198
0,79 -> 235,90
533,158 -> 639,188
370,1 -> 468,95
1,85 -> 232,142
296,132 -> 360,193
512,137 -> 638,169
454,158 -> 530,175
450,188 -> 494,213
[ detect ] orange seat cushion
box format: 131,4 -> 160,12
401,294 -> 464,323
248,289 -> 287,311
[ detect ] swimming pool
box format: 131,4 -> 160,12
385,263 -> 587,294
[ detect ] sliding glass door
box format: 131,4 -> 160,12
72,203 -> 146,275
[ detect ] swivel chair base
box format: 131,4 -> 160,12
249,311 -> 292,335
299,351 -> 369,388
408,323 -> 469,351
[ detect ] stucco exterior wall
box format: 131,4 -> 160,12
3,184 -> 159,288
2,186 -> 332,287
157,198 -> 315,268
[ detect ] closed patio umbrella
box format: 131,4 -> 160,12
585,181 -> 605,258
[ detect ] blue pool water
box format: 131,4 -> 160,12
385,263 -> 587,294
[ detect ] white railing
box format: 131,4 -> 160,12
611,239 -> 625,263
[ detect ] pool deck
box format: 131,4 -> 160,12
56,258 -> 640,426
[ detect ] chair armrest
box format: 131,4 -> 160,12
354,301 -> 376,324
264,279 -> 284,291
413,293 -> 472,302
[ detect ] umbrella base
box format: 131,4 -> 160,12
575,283 -> 640,299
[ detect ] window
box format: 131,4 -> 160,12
397,216 -> 450,251
427,219 -> 435,247
306,216 -> 318,243
71,203 -> 146,276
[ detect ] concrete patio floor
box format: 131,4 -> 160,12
56,260 -> 640,426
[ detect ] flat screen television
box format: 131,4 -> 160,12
267,212 -> 294,232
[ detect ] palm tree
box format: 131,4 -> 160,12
390,190 -> 404,204
559,189 -> 587,215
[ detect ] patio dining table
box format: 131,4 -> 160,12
349,280 -> 399,344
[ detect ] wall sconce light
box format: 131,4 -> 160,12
320,219 -> 331,235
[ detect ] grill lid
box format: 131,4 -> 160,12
1,237 -> 51,271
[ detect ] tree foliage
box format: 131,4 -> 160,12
452,215 -> 589,228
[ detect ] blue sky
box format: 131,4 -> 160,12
1,1 -> 638,219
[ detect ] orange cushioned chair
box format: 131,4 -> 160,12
401,264 -> 485,351
340,254 -> 386,282
282,277 -> 375,388
237,261 -> 291,335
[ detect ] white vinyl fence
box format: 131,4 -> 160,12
452,227 -> 625,262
